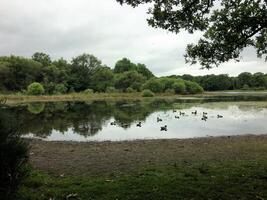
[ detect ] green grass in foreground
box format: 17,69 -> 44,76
19,160 -> 267,200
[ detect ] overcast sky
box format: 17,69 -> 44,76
0,0 -> 266,76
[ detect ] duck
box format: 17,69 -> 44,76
157,117 -> 163,122
179,111 -> 185,116
217,115 -> 223,118
192,110 -> 197,115
203,112 -> 208,115
173,109 -> 177,113
136,122 -> 142,127
175,116 -> 180,119
160,125 -> 167,131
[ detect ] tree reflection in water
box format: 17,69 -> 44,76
3,100 -> 178,138
2,95 -> 267,140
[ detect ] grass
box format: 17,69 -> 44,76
19,159 -> 267,200
0,92 -> 184,105
19,136 -> 267,200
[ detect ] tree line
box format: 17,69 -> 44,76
0,53 -> 204,95
169,73 -> 267,91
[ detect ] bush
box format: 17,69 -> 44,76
142,89 -> 154,97
27,82 -> 45,95
0,104 -> 30,199
54,84 -> 67,94
106,87 -> 117,93
172,81 -> 186,94
126,87 -> 136,93
83,89 -> 94,94
185,81 -> 204,94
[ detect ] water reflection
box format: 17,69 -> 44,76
2,96 -> 267,141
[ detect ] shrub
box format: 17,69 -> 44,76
54,84 -> 67,94
106,87 -> 117,93
0,103 -> 30,199
172,81 -> 186,94
142,89 -> 154,97
27,82 -> 45,95
126,87 -> 136,93
83,89 -> 94,94
185,81 -> 204,94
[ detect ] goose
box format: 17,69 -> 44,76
173,109 -> 177,113
110,121 -> 116,126
217,115 -> 223,118
175,116 -> 180,119
179,111 -> 185,116
157,117 -> 163,122
201,117 -> 207,121
160,125 -> 167,131
201,115 -> 208,121
136,122 -> 142,127
203,112 -> 208,115
122,123 -> 129,128
192,110 -> 197,115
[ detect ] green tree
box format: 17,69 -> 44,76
32,52 -> 52,66
142,78 -> 165,93
172,80 -> 186,94
0,56 -> 42,91
0,61 -> 10,91
237,72 -> 254,88
185,81 -> 204,94
253,72 -> 267,88
117,0 -> 267,68
114,58 -> 136,73
70,54 -> 102,91
136,63 -> 154,79
54,83 -> 68,94
91,67 -> 114,92
115,71 -> 146,91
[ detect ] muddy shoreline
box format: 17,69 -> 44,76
28,134 -> 267,177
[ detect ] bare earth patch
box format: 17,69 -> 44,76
29,135 -> 267,177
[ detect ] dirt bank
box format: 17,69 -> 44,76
28,134 -> 267,177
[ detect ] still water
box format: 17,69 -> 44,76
2,95 -> 267,141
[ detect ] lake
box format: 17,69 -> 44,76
2,94 -> 267,141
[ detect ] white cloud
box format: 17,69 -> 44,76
0,0 -> 266,76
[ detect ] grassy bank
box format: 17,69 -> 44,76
0,93 -> 185,105
1,90 -> 267,105
19,135 -> 267,200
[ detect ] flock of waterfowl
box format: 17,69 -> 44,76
110,109 -> 224,131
